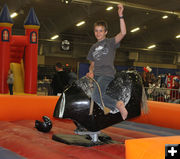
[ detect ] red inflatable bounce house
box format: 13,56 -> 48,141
0,4 -> 40,94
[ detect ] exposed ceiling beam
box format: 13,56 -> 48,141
72,0 -> 180,16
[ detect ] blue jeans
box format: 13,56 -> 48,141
92,75 -> 117,111
8,84 -> 13,95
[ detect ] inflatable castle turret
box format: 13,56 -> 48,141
0,4 -> 13,93
24,8 -> 40,94
0,4 -> 40,94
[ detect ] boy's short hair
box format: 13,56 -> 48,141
56,62 -> 62,68
94,20 -> 108,31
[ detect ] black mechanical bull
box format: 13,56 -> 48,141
53,70 -> 147,132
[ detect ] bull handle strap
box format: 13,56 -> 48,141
86,76 -> 110,115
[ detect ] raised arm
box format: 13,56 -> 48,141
115,4 -> 127,44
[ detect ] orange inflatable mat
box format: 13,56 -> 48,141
0,95 -> 59,121
0,95 -> 180,159
131,101 -> 180,130
125,136 -> 180,159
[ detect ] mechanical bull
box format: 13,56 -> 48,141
53,70 -> 147,133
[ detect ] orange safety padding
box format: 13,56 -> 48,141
0,95 -> 180,130
0,95 -> 59,121
125,136 -> 180,159
130,101 -> 180,130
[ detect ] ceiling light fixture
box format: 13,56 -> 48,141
61,0 -> 72,4
106,6 -> 113,11
176,34 -> 180,39
76,21 -> 85,27
162,15 -> 168,19
51,35 -> 59,40
147,44 -> 156,49
130,27 -> 140,33
10,12 -> 18,18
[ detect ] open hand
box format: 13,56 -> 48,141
118,3 -> 124,16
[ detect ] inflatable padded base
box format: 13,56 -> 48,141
52,133 -> 116,147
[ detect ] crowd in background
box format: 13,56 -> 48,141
37,64 -> 180,104
141,69 -> 180,104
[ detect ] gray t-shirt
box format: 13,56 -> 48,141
87,38 -> 120,77
7,73 -> 14,84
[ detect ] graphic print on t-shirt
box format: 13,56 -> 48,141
92,43 -> 109,61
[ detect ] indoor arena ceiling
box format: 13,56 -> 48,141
1,0 -> 180,55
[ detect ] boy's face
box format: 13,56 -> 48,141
94,25 -> 107,41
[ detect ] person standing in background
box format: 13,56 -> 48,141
68,68 -> 77,85
169,78 -> 180,103
51,62 -> 70,95
7,69 -> 14,95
